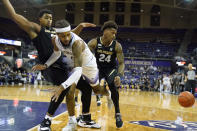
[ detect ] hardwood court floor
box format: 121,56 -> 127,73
0,85 -> 197,131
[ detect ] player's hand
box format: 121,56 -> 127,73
80,22 -> 96,28
51,85 -> 64,102
32,64 -> 47,71
114,76 -> 121,87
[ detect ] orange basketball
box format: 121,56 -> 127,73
178,91 -> 195,108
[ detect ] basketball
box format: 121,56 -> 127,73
178,91 -> 195,108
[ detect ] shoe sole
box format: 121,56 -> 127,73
62,127 -> 77,131
38,126 -> 51,131
77,121 -> 101,129
62,123 -> 77,131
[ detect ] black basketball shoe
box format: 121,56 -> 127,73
39,118 -> 51,131
77,114 -> 101,128
115,113 -> 123,128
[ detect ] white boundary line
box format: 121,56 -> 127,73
27,111 -> 67,131
27,103 -> 81,131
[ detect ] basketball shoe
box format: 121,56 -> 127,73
39,118 -> 51,131
62,116 -> 77,131
77,114 -> 101,128
115,113 -> 123,128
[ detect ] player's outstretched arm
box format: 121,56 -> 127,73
2,0 -> 40,39
71,23 -> 96,36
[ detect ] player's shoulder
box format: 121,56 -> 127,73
71,31 -> 78,36
88,38 -> 98,45
91,37 -> 98,42
115,40 -> 122,50
73,39 -> 84,48
115,40 -> 120,44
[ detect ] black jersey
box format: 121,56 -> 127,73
95,37 -> 117,69
32,27 -> 56,64
31,27 -> 70,85
32,27 -> 68,69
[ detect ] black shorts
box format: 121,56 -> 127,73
41,56 -> 73,86
99,68 -> 118,86
42,66 -> 68,86
76,77 -> 92,90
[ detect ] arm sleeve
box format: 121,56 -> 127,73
61,67 -> 82,89
45,50 -> 61,67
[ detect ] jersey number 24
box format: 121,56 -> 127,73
99,54 -> 111,63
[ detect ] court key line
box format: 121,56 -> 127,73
27,103 -> 81,131
27,111 -> 67,131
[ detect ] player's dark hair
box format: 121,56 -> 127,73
101,20 -> 118,32
55,19 -> 70,28
38,9 -> 53,18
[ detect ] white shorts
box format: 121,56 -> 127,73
82,57 -> 99,87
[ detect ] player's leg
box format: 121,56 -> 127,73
106,68 -> 123,128
96,78 -> 105,106
163,84 -> 167,92
82,68 -> 109,96
176,82 -> 179,94
191,80 -> 196,95
76,77 -> 101,129
96,95 -> 101,106
39,67 -> 70,131
61,67 -> 83,131
174,83 -> 177,94
186,80 -> 191,93
75,88 -> 79,104
62,84 -> 77,131
168,84 -> 171,93
40,89 -> 70,131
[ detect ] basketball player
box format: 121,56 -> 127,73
162,74 -> 171,93
32,19 -> 110,129
87,21 -> 125,128
2,1 -> 96,131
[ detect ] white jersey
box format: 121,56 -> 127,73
55,32 -> 97,68
55,32 -> 99,86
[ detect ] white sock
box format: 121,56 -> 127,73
116,113 -> 121,116
83,113 -> 90,116
69,116 -> 76,119
69,116 -> 77,123
45,115 -> 52,121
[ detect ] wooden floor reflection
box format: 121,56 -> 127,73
0,85 -> 197,131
